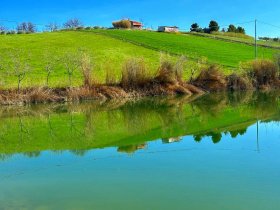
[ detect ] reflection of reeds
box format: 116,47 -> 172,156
0,92 -> 280,160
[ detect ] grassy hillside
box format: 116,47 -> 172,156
93,29 -> 278,68
187,32 -> 280,49
0,31 -> 162,88
0,30 -> 279,89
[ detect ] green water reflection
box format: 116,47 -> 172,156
0,91 -> 280,210
0,91 -> 279,158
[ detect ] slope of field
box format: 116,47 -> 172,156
186,32 -> 280,49
0,30 -> 279,89
92,29 -> 279,68
0,31 -> 162,88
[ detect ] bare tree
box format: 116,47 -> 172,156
44,53 -> 57,87
17,22 -> 36,33
63,18 -> 83,29
27,22 -> 36,33
0,24 -> 6,32
17,22 -> 27,32
45,22 -> 59,32
7,50 -> 31,92
63,51 -> 80,87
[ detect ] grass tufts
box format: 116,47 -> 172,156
120,58 -> 151,88
194,65 -> 227,91
250,59 -> 279,88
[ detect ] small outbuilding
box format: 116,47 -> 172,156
158,26 -> 179,33
130,21 -> 143,29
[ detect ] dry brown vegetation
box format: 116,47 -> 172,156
0,56 -> 280,105
193,65 -> 227,91
112,20 -> 132,29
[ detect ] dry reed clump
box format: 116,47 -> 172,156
26,88 -> 61,103
67,86 -> 128,101
227,74 -> 253,91
250,59 -> 280,88
97,86 -> 128,99
0,88 -> 61,105
120,58 -> 151,88
67,87 -> 99,101
79,52 -> 94,87
193,65 -> 227,91
155,56 -> 186,84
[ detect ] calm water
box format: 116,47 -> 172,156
0,92 -> 280,210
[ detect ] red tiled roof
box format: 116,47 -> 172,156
131,21 -> 142,26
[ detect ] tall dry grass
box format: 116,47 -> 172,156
79,52 -> 94,87
250,59 -> 279,87
120,58 -> 151,88
193,65 -> 227,91
156,56 -> 186,84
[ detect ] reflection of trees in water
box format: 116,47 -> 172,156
23,151 -> 41,158
68,112 -> 85,138
117,144 -> 146,154
70,149 -> 88,157
18,115 -> 30,143
0,91 -> 279,159
193,128 -> 248,144
229,128 -> 247,138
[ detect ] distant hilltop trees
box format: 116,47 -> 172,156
259,37 -> 280,42
17,22 -> 36,33
190,20 -> 246,35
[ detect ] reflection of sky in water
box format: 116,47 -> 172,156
0,121 -> 279,210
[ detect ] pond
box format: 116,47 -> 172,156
0,92 -> 280,210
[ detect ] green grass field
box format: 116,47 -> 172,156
0,29 -> 279,88
186,32 -> 280,49
93,29 -> 279,67
0,31 -> 162,88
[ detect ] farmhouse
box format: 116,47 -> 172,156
130,20 -> 143,29
158,26 -> 179,32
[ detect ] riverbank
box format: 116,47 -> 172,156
0,57 -> 279,105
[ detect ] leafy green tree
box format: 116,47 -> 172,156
227,24 -> 237,33
190,23 -> 199,32
209,20 -> 220,32
236,26 -> 245,34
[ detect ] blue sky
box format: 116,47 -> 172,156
0,0 -> 279,37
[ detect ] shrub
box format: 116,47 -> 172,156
17,30 -> 25,34
7,30 -> 16,35
120,58 -> 150,88
85,27 -> 92,30
194,65 -> 227,91
250,59 -> 278,87
156,56 -> 187,84
156,60 -> 176,84
76,26 -> 84,30
0,31 -> 5,35
112,20 -> 131,29
227,74 -> 252,91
